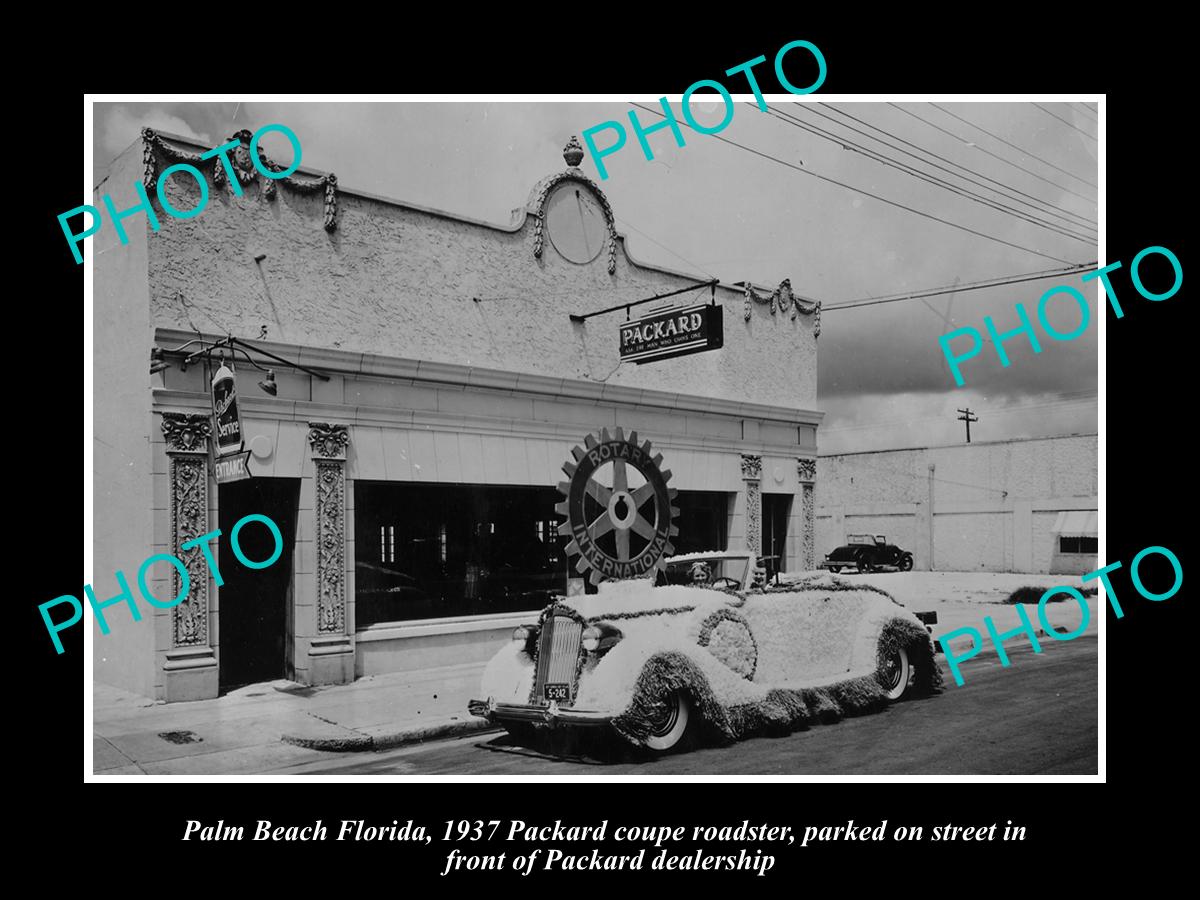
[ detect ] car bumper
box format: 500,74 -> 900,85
468,697 -> 614,728
820,560 -> 855,569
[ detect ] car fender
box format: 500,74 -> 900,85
848,593 -> 943,691
574,624 -> 770,718
479,641 -> 535,705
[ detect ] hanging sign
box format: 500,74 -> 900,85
214,449 -> 253,484
619,303 -> 723,364
211,360 -> 244,456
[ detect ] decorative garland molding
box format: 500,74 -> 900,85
142,128 -> 339,232
743,278 -> 821,337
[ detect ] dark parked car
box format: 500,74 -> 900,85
820,534 -> 913,573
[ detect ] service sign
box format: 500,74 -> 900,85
211,363 -> 243,456
619,303 -> 723,364
214,449 -> 253,484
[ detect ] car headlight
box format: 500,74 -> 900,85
581,623 -> 623,653
512,625 -> 536,644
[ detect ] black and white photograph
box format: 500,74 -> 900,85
78,95 -> 1109,778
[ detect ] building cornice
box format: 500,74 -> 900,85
154,327 -> 824,426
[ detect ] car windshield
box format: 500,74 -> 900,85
657,555 -> 750,588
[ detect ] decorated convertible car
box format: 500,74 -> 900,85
468,429 -> 941,754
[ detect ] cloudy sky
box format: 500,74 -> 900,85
93,99 -> 1098,453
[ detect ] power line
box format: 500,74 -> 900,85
629,103 -> 1083,267
1072,102 -> 1098,123
829,456 -> 1013,495
765,105 -> 1096,245
614,216 -> 717,280
1032,102 -> 1097,140
821,395 -> 1097,435
929,103 -> 1097,189
889,104 -> 1097,208
824,263 -> 1096,311
820,104 -> 1096,231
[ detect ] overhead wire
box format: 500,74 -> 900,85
614,215 -> 718,281
629,102 -> 1084,266
764,104 -> 1096,245
1032,102 -> 1097,140
889,103 -> 1097,207
929,103 -> 1097,188
823,263 -> 1097,311
821,394 -> 1098,435
817,103 -> 1096,231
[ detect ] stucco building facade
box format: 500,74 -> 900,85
93,130 -> 823,702
815,433 -> 1098,575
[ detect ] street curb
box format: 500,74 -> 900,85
282,718 -> 499,753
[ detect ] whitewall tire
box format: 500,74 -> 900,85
881,646 -> 911,701
643,691 -> 692,753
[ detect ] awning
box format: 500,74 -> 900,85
1052,510 -> 1097,537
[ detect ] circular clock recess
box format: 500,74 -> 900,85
544,184 -> 607,264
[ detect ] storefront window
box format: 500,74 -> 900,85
355,482 -> 569,625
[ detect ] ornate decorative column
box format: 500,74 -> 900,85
161,413 -> 218,701
797,457 -> 817,571
306,422 -> 353,685
741,454 -> 763,556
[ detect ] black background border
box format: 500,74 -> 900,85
26,14 -> 1186,880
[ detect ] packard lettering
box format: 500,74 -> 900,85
618,303 -> 723,365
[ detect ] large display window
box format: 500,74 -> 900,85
354,483 -> 731,626
355,483 -> 568,625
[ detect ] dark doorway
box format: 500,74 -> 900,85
762,494 -> 792,578
218,477 -> 299,691
672,491 -> 730,557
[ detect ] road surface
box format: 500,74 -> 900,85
277,637 -> 1097,775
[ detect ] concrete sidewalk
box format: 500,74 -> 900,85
93,661 -> 495,775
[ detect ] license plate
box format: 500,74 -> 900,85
543,683 -> 569,701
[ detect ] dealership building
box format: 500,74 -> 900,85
93,130 -> 823,702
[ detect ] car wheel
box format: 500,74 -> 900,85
898,554 -> 913,572
879,646 -> 911,701
643,691 -> 692,753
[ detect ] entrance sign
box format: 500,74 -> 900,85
214,450 -> 253,484
619,303 -> 723,364
211,361 -> 244,455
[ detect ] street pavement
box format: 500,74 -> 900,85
272,636 -> 1098,775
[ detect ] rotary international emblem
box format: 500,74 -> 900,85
556,428 -> 679,585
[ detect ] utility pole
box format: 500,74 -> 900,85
957,407 -> 978,443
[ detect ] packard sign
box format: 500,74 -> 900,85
619,303 -> 723,364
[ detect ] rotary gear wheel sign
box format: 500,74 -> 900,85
556,427 -> 679,585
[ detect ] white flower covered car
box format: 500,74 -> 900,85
468,550 -> 942,754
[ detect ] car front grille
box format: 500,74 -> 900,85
532,614 -> 583,706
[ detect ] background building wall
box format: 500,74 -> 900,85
815,434 -> 1097,573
